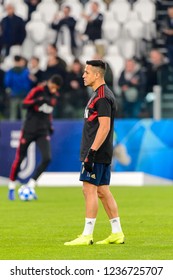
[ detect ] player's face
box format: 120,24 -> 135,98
82,64 -> 97,87
48,81 -> 59,94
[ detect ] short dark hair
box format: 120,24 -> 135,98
64,5 -> 71,11
86,60 -> 107,70
14,55 -> 22,62
31,56 -> 40,62
49,75 -> 63,87
49,43 -> 57,50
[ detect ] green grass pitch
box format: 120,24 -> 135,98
0,185 -> 173,260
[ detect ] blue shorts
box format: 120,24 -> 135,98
79,162 -> 111,186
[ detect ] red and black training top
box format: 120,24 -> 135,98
80,84 -> 117,164
22,85 -> 59,134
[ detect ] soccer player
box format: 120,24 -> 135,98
8,74 -> 62,200
64,60 -> 125,245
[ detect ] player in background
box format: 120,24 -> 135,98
64,60 -> 125,245
8,74 -> 63,200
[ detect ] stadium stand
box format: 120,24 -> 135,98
36,0 -> 59,24
1,0 -> 173,119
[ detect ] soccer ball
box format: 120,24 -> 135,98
18,186 -> 36,201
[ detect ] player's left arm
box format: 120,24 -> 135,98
22,87 -> 44,108
84,97 -> 112,172
91,97 -> 111,151
91,116 -> 110,151
84,102 -> 111,173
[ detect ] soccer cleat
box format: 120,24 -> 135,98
96,232 -> 125,245
8,189 -> 15,201
64,234 -> 93,246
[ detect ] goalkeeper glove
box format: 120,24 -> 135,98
84,149 -> 96,173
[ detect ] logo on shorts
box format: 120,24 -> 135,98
91,174 -> 96,179
82,164 -> 85,174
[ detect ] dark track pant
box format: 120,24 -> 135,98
9,131 -> 51,182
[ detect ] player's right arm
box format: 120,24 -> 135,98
22,86 -> 44,109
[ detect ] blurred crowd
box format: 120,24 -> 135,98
0,0 -> 173,120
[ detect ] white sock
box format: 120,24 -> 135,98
110,217 -> 122,233
8,180 -> 16,190
27,178 -> 36,188
82,218 -> 96,236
